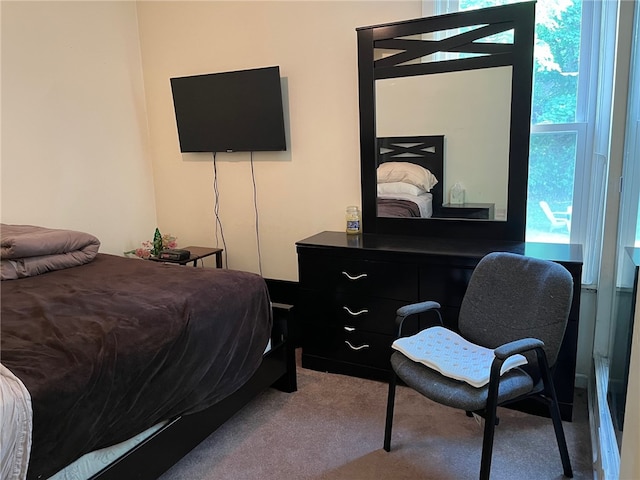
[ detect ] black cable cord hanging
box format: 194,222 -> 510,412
250,152 -> 263,276
212,152 -> 228,268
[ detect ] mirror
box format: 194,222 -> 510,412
376,66 -> 512,220
357,2 -> 536,241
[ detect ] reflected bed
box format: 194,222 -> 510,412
376,135 -> 444,218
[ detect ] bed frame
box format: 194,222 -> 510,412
377,135 -> 445,212
90,303 -> 297,480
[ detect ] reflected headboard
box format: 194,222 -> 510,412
377,135 -> 444,211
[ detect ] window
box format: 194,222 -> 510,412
426,0 -> 617,283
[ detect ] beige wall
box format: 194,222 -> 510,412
136,1 -> 421,279
1,1 -> 157,254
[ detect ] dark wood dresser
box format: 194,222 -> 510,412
296,231 -> 583,421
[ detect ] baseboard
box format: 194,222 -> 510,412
589,354 -> 620,480
575,372 -> 588,389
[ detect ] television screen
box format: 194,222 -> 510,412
170,66 -> 286,153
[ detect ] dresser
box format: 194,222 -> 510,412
296,231 -> 583,421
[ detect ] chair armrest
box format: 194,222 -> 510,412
395,301 -> 442,337
488,338 -> 554,403
396,301 -> 441,319
494,338 -> 544,360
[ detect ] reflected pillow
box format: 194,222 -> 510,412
377,182 -> 426,196
377,162 -> 438,192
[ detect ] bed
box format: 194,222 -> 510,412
376,135 -> 444,218
0,224 -> 296,480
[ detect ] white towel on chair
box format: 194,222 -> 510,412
392,326 -> 527,388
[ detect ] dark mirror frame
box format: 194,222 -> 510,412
357,2 -> 536,241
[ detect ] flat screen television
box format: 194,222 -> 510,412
170,66 -> 286,153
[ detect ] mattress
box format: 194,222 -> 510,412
1,253 -> 272,480
48,421 -> 167,480
45,337 -> 275,480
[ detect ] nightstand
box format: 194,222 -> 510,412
150,246 -> 223,268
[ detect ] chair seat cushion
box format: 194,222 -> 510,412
392,326 -> 528,387
391,351 -> 534,411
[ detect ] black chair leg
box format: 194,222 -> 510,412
383,371 -> 398,452
479,394 -> 499,480
549,397 -> 573,478
538,351 -> 573,478
476,357 -> 508,480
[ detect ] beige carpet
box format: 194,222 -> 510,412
160,353 -> 593,480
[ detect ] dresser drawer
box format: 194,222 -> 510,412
303,323 -> 392,371
298,290 -> 406,336
299,255 -> 418,301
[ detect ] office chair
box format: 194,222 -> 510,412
383,251 -> 574,479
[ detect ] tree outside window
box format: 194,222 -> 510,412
457,0 -> 583,243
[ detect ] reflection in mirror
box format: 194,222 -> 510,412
375,66 -> 512,221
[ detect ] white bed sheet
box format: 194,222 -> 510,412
0,363 -> 32,480
48,421 -> 167,480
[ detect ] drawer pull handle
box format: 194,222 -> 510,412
344,326 -> 356,332
341,271 -> 368,281
343,306 -> 369,316
345,340 -> 370,351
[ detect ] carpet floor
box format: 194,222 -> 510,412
160,353 -> 593,480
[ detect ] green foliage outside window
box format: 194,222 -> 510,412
459,0 -> 582,241
531,0 -> 582,124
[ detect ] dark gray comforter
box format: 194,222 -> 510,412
0,254 -> 272,479
377,198 -> 422,217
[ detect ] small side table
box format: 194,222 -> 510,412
150,246 -> 223,268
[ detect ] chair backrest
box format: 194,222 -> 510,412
458,252 -> 573,367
